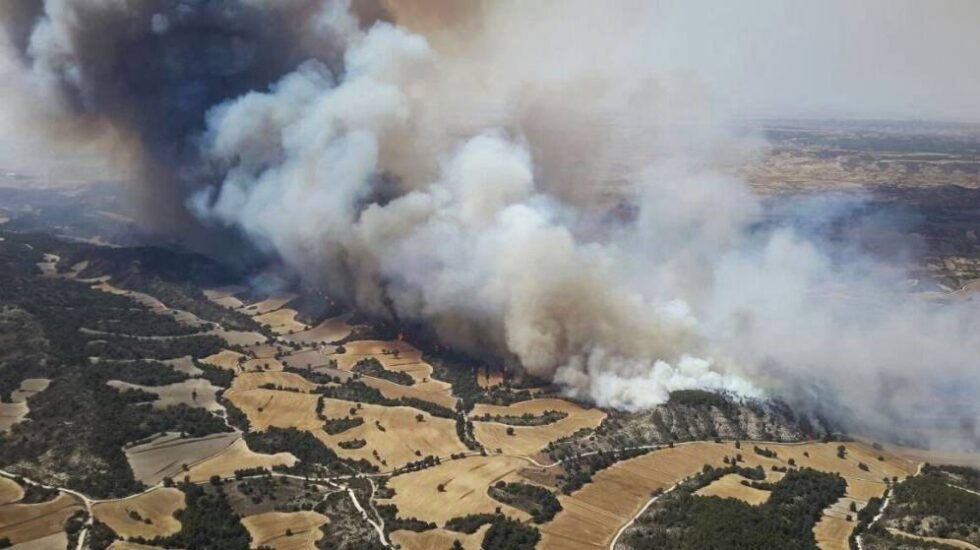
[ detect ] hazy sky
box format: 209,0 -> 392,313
639,0 -> 980,121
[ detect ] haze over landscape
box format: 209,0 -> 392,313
0,2 -> 978,550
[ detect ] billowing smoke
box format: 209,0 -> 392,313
2,1 -> 978,448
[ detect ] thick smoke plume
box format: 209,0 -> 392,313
1,1 -> 977,448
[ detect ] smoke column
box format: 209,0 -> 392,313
1,0 -> 977,448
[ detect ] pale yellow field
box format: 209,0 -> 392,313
694,473 -> 771,505
230,371 -> 318,393
540,441 -> 917,550
330,340 -> 439,385
125,431 -> 241,485
226,388 -> 467,469
280,316 -> 355,345
470,398 -> 606,457
107,378 -> 222,412
391,524 -> 490,550
0,493 -> 83,545
11,378 -> 49,401
0,477 -> 24,505
281,349 -> 336,371
245,343 -> 283,359
383,455 -> 531,525
201,349 -> 247,371
241,511 -> 328,550
92,487 -> 184,539
184,438 -> 297,483
203,286 -> 247,309
240,295 -> 298,315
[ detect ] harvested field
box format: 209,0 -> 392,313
107,378 -> 222,412
230,371 -> 318,393
92,487 -> 184,539
877,440 -> 980,469
390,525 -> 490,550
694,473 -> 771,505
241,511 -> 328,550
184,438 -> 296,483
280,316 -> 355,346
203,286 -> 247,309
361,376 -> 456,410
0,378 -> 49,433
245,343 -> 283,359
541,440 -> 916,550
125,431 -> 240,485
330,340 -> 439,385
281,349 -> 336,371
210,328 -> 267,347
0,401 -> 28,433
36,253 -> 58,277
242,357 -> 286,373
240,295 -> 298,316
10,531 -> 68,549
0,477 -> 24,505
814,495 -> 866,550
255,308 -> 308,335
226,388 -> 467,469
383,455 -> 531,525
470,398 -> 606,457
200,349 -> 246,371
0,493 -> 84,546
476,370 -> 504,389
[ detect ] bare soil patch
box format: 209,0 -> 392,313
125,431 -> 241,485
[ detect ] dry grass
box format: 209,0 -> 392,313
125,431 -> 241,485
477,371 -> 504,389
0,493 -> 84,545
203,286 -> 247,310
383,455 -> 532,525
0,477 -> 24,505
225,388 -> 467,469
107,378 -> 222,412
390,524 -> 490,550
280,316 -> 355,346
241,511 -> 328,550
361,376 -> 457,411
184,438 -> 297,483
230,371 -> 319,393
211,328 -> 267,347
694,473 -> 771,505
470,398 -> 606,457
282,349 -> 337,371
12,531 -> 68,549
200,349 -> 247,371
164,356 -> 203,376
813,496 -> 865,550
255,308 -> 309,335
92,487 -> 184,539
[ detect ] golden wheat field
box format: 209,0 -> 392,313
255,308 -> 309,335
382,455 -> 532,525
240,295 -> 298,316
241,511 -> 328,550
469,398 -> 606,457
92,487 -> 185,539
230,371 -> 319,393
201,349 -> 247,371
0,493 -> 84,546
